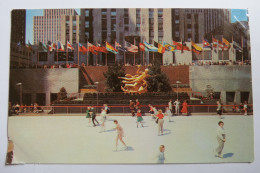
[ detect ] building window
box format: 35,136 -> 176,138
85,21 -> 89,28
158,9 -> 163,18
85,32 -> 89,38
73,21 -> 76,26
175,9 -> 179,15
175,20 -> 179,24
149,9 -> 154,18
85,10 -> 89,17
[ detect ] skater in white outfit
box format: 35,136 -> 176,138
165,107 -> 172,122
99,108 -> 106,132
103,104 -> 110,120
174,99 -> 180,116
153,107 -> 158,119
216,121 -> 226,158
113,120 -> 127,151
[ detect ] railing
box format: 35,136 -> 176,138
12,104 -> 253,115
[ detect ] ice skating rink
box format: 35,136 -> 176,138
8,115 -> 254,164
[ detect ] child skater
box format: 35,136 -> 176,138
157,145 -> 166,164
136,109 -> 144,128
113,120 -> 127,151
99,108 -> 106,132
149,104 -> 155,120
165,106 -> 172,122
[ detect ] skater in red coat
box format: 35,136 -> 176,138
181,100 -> 188,116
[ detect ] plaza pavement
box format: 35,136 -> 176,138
7,114 -> 254,164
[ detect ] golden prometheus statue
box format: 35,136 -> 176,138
119,65 -> 149,93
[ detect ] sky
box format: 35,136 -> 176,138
25,9 -> 248,44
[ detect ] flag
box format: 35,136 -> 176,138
212,37 -> 218,48
203,39 -> 212,49
173,41 -> 183,50
139,43 -> 148,51
163,41 -> 175,51
48,41 -> 56,52
143,41 -> 158,52
97,43 -> 109,53
218,40 -> 224,50
26,41 -> 32,51
191,41 -> 202,55
233,41 -> 243,52
181,41 -> 190,52
115,41 -> 122,48
118,47 -> 128,52
106,42 -> 118,54
17,41 -> 21,47
125,41 -> 138,53
57,41 -> 65,51
39,42 -> 48,52
153,41 -> 165,54
87,42 -> 98,55
222,37 -> 231,49
79,43 -> 88,54
67,41 -> 74,51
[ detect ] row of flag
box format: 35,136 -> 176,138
18,36 -> 243,56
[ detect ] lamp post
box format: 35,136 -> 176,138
94,82 -> 99,112
16,83 -> 23,105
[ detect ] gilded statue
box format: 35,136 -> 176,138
119,65 -> 149,93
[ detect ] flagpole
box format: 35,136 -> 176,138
78,43 -> 79,67
232,36 -> 234,63
114,41 -> 116,64
57,42 -> 59,64
27,49 -> 29,67
66,41 -> 68,65
202,37 -> 204,66
96,41 -> 98,66
124,51 -> 126,65
222,36 -> 224,61
241,36 -> 244,65
37,47 -> 39,69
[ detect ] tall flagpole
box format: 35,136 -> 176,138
66,41 -> 68,65
115,41 -> 117,64
96,41 -> 98,66
232,35 -> 234,63
241,36 -> 244,65
78,43 -> 79,66
202,37 -> 204,65
143,49 -> 145,65
221,36 -> 224,61
57,42 -> 59,64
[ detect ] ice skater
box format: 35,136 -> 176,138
148,104 -> 155,120
99,108 -> 106,132
217,101 -> 222,119
181,100 -> 188,116
168,100 -> 173,113
165,107 -> 172,122
174,99 -> 180,116
156,109 -> 164,136
215,121 -> 226,158
113,120 -> 127,151
90,107 -> 100,127
86,107 -> 91,126
157,145 -> 165,164
103,104 -> 110,120
136,109 -> 144,128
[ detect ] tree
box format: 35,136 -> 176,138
103,63 -> 126,92
146,63 -> 172,92
57,87 -> 67,101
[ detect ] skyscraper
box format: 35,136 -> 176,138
33,9 -> 80,45
11,9 -> 26,45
